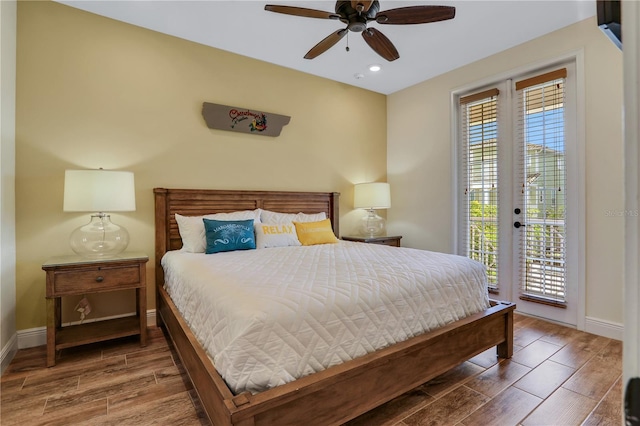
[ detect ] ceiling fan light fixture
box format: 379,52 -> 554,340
348,20 -> 367,32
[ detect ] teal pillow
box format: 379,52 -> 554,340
203,219 -> 256,254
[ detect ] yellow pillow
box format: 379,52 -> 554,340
293,219 -> 339,246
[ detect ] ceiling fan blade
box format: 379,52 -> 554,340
362,28 -> 399,61
351,1 -> 374,13
375,5 -> 455,25
304,29 -> 348,59
264,5 -> 340,20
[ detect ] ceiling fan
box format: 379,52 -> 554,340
264,1 -> 455,61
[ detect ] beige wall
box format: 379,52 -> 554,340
15,2 -> 387,330
387,18 -> 624,326
1,0 -> 17,364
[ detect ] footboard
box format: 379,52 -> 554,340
158,289 -> 514,426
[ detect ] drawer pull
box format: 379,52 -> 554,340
95,276 -> 104,283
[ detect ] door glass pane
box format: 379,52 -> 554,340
519,80 -> 567,302
463,97 -> 499,289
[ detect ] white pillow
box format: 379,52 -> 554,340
175,210 -> 261,253
260,210 -> 327,224
254,223 -> 302,249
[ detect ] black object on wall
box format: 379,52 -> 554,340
627,377 -> 640,426
597,0 -> 621,49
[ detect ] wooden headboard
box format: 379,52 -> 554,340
154,188 -> 340,285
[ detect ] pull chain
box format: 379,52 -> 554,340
346,32 -> 350,52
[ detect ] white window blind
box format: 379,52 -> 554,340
515,68 -> 567,305
459,88 -> 500,290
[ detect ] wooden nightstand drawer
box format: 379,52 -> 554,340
51,265 -> 141,296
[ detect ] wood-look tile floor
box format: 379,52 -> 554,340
1,314 -> 622,425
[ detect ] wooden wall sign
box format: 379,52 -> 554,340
202,102 -> 291,137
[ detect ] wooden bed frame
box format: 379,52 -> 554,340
154,188 -> 515,426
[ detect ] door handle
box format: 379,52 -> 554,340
514,221 -> 525,229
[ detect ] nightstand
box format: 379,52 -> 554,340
42,252 -> 148,367
342,235 -> 402,247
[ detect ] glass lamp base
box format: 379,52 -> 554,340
70,214 -> 129,258
360,209 -> 386,237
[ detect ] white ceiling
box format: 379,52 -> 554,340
57,1 -> 596,95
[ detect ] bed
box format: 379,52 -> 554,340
154,188 -> 515,426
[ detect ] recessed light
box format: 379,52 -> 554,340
369,64 -> 381,72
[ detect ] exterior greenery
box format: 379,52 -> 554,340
469,200 -> 498,286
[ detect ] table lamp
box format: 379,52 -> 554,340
63,169 -> 136,258
353,182 -> 391,237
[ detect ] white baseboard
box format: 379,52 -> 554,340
1,333 -> 18,375
16,310 -> 157,350
16,326 -> 45,350
518,312 -> 624,341
585,316 -> 624,340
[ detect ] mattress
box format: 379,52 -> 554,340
161,241 -> 490,394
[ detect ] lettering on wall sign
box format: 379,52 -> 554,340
202,102 -> 291,137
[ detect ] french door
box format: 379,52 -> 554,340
457,62 -> 580,326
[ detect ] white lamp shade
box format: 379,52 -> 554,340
64,169 -> 136,212
353,182 -> 391,209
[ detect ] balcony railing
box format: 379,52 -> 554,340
522,218 -> 566,300
469,216 -> 565,299
469,216 -> 498,288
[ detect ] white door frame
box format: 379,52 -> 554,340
451,52 -> 586,331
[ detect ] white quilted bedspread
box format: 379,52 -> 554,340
161,241 -> 490,394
